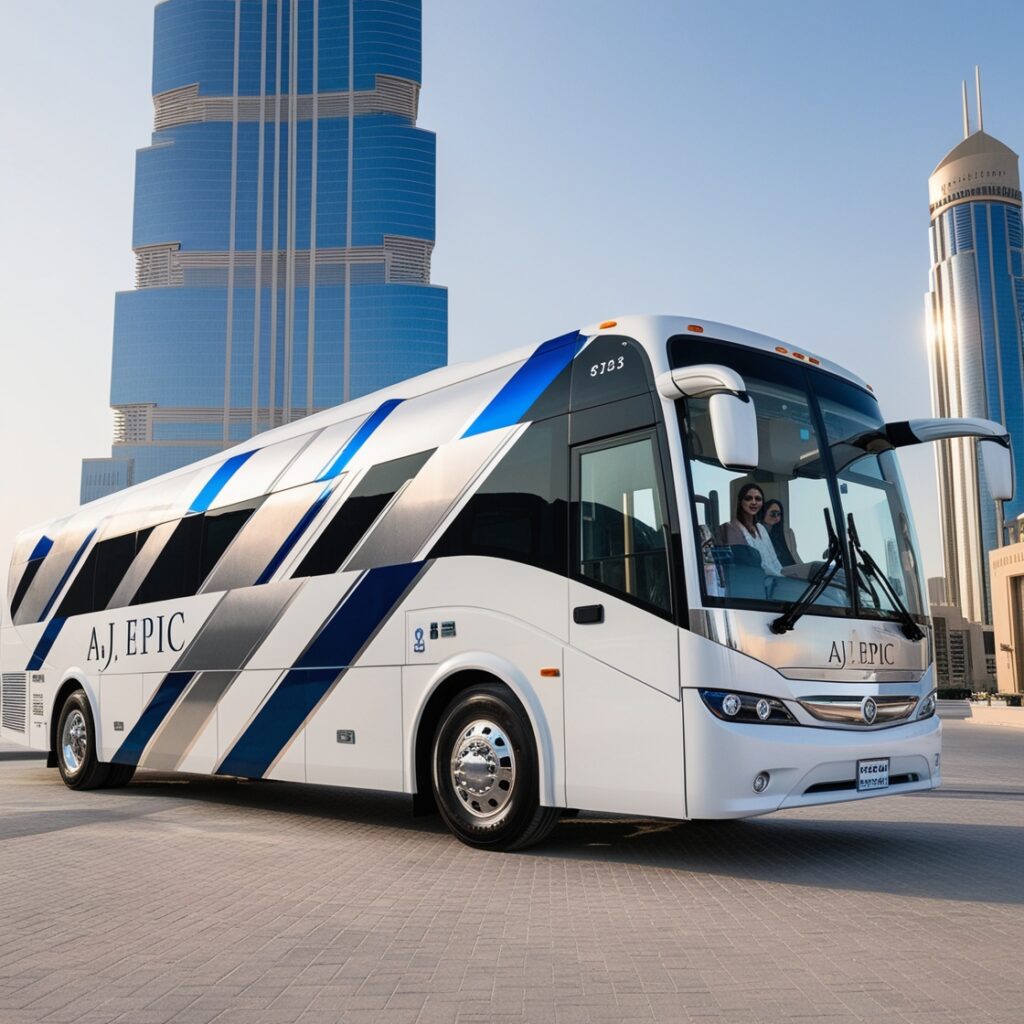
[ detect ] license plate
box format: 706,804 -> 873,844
857,757 -> 890,792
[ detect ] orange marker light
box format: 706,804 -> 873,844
809,357 -> 821,365
540,668 -> 560,678
793,352 -> 806,360
599,320 -> 617,329
775,346 -> 788,354
687,324 -> 704,333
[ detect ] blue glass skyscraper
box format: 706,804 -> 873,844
82,0 -> 446,501
927,86 -> 1024,624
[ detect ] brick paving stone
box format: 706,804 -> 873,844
0,722 -> 1021,1023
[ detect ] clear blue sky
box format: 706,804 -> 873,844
3,0 -> 1024,581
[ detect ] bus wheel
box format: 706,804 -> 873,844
56,690 -> 109,791
431,683 -> 559,851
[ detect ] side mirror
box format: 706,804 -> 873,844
979,438 -> 1014,501
709,393 -> 759,470
656,364 -> 759,471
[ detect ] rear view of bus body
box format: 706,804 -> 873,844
2,315 -> 1008,848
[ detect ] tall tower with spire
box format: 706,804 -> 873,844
81,0 -> 447,502
927,70 -> 1024,624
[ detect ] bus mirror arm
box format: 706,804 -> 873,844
884,417 -> 1014,501
657,365 -> 759,470
656,364 -> 747,400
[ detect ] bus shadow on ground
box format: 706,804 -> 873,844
106,769 -> 1024,907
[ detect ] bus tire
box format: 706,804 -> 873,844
55,690 -> 110,791
102,763 -> 136,788
431,682 -> 560,851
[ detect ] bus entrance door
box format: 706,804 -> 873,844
563,432 -> 685,819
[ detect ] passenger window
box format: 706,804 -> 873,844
55,527 -> 155,618
132,517 -> 204,606
430,417 -> 569,575
131,501 -> 257,606
199,506 -> 255,580
295,449 -> 434,577
577,436 -> 671,612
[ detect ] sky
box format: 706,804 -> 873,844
3,0 -> 1024,586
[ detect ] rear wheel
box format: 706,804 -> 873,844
56,690 -> 110,790
431,683 -> 559,851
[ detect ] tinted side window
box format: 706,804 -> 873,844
132,517 -> 204,605
430,417 -> 569,575
55,527 -> 156,618
93,530 -> 150,611
295,450 -> 434,577
199,506 -> 256,580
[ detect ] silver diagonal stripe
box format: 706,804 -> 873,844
139,579 -> 304,769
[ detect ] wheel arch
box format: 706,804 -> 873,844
407,653 -> 559,809
48,670 -> 98,767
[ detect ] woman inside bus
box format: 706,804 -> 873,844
718,483 -> 784,576
760,499 -> 801,568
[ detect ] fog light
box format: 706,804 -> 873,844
756,698 -> 772,721
752,771 -> 770,793
722,693 -> 742,717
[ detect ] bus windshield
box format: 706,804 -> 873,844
670,336 -> 926,623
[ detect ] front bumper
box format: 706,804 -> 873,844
682,688 -> 941,819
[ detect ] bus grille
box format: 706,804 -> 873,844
1,673 -> 27,732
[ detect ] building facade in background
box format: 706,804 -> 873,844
82,0 -> 447,502
929,602 -> 996,691
926,91 -> 1024,625
989,537 -> 1024,693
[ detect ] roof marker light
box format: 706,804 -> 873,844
793,352 -> 806,360
687,324 -> 705,333
775,346 -> 788,354
809,357 -> 821,365
599,320 -> 617,329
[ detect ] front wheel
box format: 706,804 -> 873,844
431,683 -> 559,851
56,690 -> 110,790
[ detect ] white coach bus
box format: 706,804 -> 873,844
0,315 -> 1013,849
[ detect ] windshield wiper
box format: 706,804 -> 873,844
845,513 -> 924,641
770,509 -> 844,634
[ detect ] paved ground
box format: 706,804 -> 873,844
0,722 -> 1021,1024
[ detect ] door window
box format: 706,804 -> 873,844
578,436 -> 671,612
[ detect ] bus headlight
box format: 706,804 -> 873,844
917,691 -> 937,720
699,689 -> 797,725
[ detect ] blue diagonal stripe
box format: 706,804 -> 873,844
190,450 -> 259,513
316,399 -> 404,482
255,483 -> 335,585
27,617 -> 67,671
462,332 -> 584,438
29,535 -> 53,561
38,529 -> 96,623
111,672 -> 196,766
218,561 -> 423,779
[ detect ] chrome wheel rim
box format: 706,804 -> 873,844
61,709 -> 88,774
450,718 -> 516,820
